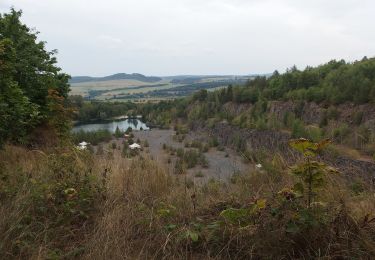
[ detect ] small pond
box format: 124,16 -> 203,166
72,119 -> 149,133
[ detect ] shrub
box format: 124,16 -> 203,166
208,136 -> 219,147
174,159 -> 185,174
288,138 -> 336,207
332,124 -> 350,143
306,126 -> 323,142
114,126 -> 123,138
326,106 -> 339,120
72,129 -> 112,145
291,119 -> 307,138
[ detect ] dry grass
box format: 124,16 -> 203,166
83,151 -> 375,259
0,145 -> 102,259
1,145 -> 375,259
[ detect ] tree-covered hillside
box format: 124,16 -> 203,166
0,9 -> 70,146
136,56 -> 375,124
246,58 -> 375,105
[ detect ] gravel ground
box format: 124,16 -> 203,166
134,129 -> 251,183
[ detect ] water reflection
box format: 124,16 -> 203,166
72,119 -> 149,133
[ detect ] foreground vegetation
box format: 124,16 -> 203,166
1,139 -> 375,258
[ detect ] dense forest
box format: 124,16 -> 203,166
246,58 -> 375,104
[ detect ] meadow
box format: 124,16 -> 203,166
69,76 -> 250,101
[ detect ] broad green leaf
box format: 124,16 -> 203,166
220,208 -> 249,223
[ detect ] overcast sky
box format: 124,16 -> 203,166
1,0 -> 375,76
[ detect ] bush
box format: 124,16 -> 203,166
174,159 -> 185,174
353,111 -> 364,125
208,137 -> 219,147
291,119 -> 307,138
306,126 -> 323,142
72,129 -> 112,145
114,126 -> 123,138
332,124 -> 350,143
326,106 -> 339,120
175,149 -> 208,169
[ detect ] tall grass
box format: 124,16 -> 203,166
83,151 -> 375,259
1,145 -> 375,259
0,145 -> 103,259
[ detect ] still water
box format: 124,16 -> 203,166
72,119 -> 149,133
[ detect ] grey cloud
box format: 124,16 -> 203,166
1,0 -> 374,76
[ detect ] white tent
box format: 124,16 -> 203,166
129,143 -> 141,150
77,141 -> 90,150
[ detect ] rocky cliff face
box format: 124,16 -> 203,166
193,121 -> 375,181
268,101 -> 375,126
223,101 -> 375,126
269,101 -> 323,125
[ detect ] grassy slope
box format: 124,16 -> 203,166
1,144 -> 375,259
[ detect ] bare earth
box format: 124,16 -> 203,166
134,129 -> 251,183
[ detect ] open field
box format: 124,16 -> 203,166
69,79 -> 171,97
69,75 -> 252,101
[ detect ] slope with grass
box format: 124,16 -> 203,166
2,140 -> 375,259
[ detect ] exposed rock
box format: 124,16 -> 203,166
193,121 -> 375,181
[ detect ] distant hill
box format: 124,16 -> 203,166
69,73 -> 162,84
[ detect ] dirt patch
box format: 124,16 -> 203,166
134,129 -> 251,183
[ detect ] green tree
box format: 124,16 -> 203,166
289,138 -> 337,207
0,39 -> 40,145
0,9 -> 70,146
114,126 -> 122,138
